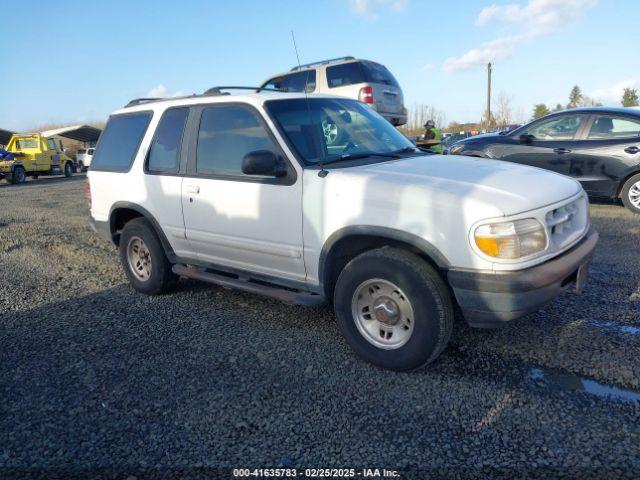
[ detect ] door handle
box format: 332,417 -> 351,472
185,185 -> 200,194
624,146 -> 639,154
553,148 -> 572,154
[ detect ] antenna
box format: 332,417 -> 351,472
291,30 -> 327,177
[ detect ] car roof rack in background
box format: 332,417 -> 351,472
290,56 -> 355,71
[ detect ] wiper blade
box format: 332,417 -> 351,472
321,151 -> 401,166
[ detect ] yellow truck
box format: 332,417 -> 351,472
0,133 -> 75,184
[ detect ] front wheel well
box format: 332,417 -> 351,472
321,234 -> 447,299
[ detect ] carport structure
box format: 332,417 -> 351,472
41,124 -> 102,146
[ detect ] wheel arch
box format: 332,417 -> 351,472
616,169 -> 640,197
318,226 -> 450,299
108,202 -> 176,259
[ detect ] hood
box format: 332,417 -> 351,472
336,154 -> 581,217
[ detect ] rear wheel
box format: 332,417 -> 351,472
64,161 -> 74,177
333,247 -> 453,370
621,173 -> 640,214
119,218 -> 176,295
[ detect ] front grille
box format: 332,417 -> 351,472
545,195 -> 589,251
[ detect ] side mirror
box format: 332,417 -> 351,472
241,150 -> 286,177
519,134 -> 534,144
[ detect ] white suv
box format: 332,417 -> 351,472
76,147 -> 95,172
88,88 -> 598,370
261,56 -> 407,127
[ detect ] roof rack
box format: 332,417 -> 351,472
124,97 -> 163,107
203,86 -> 285,95
290,56 -> 355,72
124,87 -> 287,108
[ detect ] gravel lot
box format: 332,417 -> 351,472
1,175 -> 639,479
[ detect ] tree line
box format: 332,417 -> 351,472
532,85 -> 639,119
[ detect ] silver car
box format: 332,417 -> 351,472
260,56 -> 407,127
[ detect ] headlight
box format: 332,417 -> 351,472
474,218 -> 547,259
449,145 -> 464,154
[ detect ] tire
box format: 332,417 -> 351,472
9,166 -> 26,184
334,247 -> 453,371
119,218 -> 177,295
620,173 -> 640,214
76,162 -> 84,173
64,161 -> 74,177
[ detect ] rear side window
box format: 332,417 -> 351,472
587,115 -> 640,139
327,62 -> 365,88
362,61 -> 399,87
196,105 -> 278,177
263,71 -> 316,93
91,112 -> 151,172
147,108 -> 189,173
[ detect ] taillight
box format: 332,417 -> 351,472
85,178 -> 92,208
358,86 -> 374,104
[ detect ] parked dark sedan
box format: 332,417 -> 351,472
447,107 -> 640,213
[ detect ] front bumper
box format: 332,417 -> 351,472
448,227 -> 599,328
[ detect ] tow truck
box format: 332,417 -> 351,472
0,133 -> 75,183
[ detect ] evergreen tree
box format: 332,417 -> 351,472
621,88 -> 639,107
532,104 -> 551,119
567,85 -> 583,108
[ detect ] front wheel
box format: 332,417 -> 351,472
621,173 -> 640,214
9,166 -> 26,184
76,162 -> 84,173
119,218 -> 176,295
64,161 -> 74,177
334,247 -> 453,370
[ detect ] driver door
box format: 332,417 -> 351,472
499,113 -> 588,176
181,103 -> 306,283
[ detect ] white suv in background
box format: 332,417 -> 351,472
88,87 -> 597,370
261,56 -> 408,127
76,147 -> 95,172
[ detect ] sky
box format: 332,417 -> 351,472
1,0 -> 638,131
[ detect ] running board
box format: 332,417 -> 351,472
172,264 -> 326,307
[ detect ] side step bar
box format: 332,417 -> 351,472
172,264 -> 326,307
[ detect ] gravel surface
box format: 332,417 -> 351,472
0,176 -> 639,479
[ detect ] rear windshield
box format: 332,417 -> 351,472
327,61 -> 399,88
91,112 -> 151,172
263,70 -> 316,93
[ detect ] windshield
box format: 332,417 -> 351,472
265,98 -> 414,165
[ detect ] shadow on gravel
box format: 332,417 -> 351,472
0,174 -> 86,190
1,282 -> 639,475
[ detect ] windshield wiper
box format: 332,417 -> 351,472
320,151 -> 402,166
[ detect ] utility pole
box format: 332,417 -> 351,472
485,62 -> 492,132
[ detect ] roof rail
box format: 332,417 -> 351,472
290,56 -> 355,72
203,86 -> 286,95
124,97 -> 164,108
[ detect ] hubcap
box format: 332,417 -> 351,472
351,278 -> 415,350
322,120 -> 339,145
16,170 -> 25,182
127,236 -> 152,281
628,181 -> 640,208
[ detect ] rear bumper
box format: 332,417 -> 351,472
89,217 -> 112,243
380,112 -> 407,126
448,227 -> 599,328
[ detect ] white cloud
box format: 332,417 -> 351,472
444,0 -> 597,72
146,84 -> 184,98
591,79 -> 640,104
349,0 -> 408,19
422,63 -> 435,71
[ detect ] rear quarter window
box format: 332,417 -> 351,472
326,62 -> 366,88
91,112 -> 152,172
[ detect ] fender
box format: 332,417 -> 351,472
108,201 -> 177,261
318,225 -> 450,287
